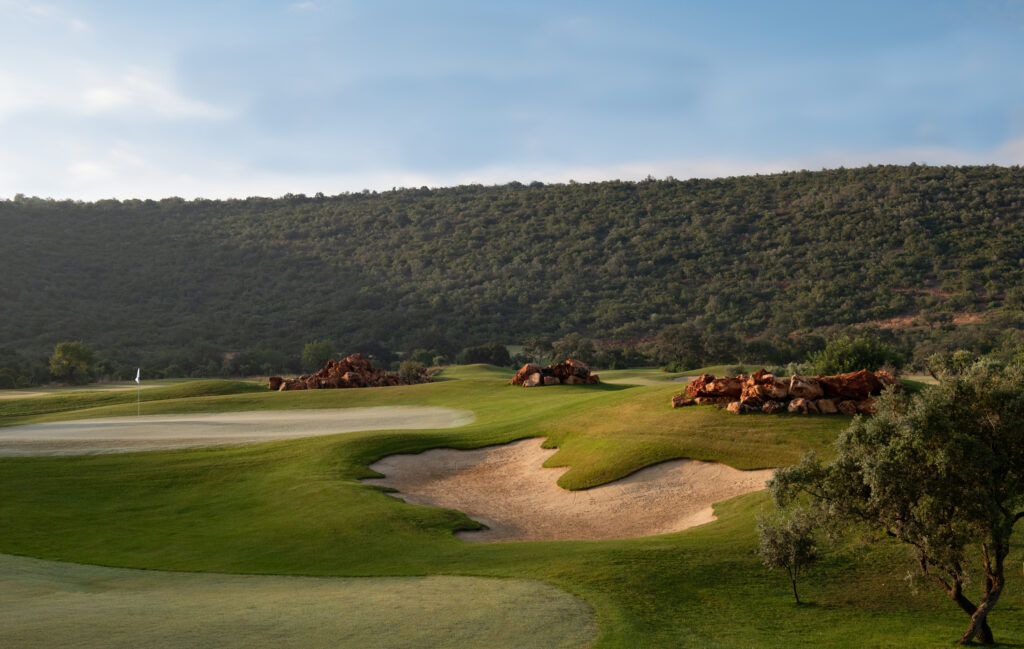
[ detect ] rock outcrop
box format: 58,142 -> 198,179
510,359 -> 600,387
670,368 -> 899,415
273,353 -> 433,391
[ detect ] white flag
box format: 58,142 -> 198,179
135,368 -> 140,384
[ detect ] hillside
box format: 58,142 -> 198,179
2,164 -> 1023,371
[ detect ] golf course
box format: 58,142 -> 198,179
2,365 -> 1022,648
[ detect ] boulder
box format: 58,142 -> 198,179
543,376 -> 561,386
765,378 -> 789,400
342,371 -> 364,388
761,400 -> 785,414
268,376 -> 283,391
685,374 -> 715,398
549,362 -> 574,381
747,369 -> 774,385
586,374 -> 601,385
789,375 -> 824,400
816,369 -> 881,400
708,376 -> 744,398
874,369 -> 903,392
788,397 -> 819,414
511,363 -> 542,386
565,358 -> 591,378
816,398 -> 839,415
739,383 -> 768,406
523,372 -> 543,387
694,396 -> 733,405
727,401 -> 756,415
837,400 -> 859,415
564,375 -> 586,385
672,393 -> 696,408
856,398 -> 877,415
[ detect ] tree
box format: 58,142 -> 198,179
769,361 -> 1024,644
48,341 -> 95,384
806,333 -> 902,375
550,333 -> 596,365
301,340 -> 335,372
458,343 -> 511,367
756,508 -> 818,604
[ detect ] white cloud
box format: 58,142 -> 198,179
4,1 -> 91,32
79,68 -> 232,120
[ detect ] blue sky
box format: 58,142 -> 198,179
1,0 -> 1022,199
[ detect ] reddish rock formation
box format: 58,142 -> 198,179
510,359 -> 601,387
694,396 -> 733,405
815,369 -> 881,400
671,393 -> 696,408
511,363 -> 542,385
816,398 -> 839,415
788,397 -> 819,414
727,401 -> 757,415
271,353 -> 433,392
837,400 -> 859,415
856,398 -> 877,414
789,375 -> 824,400
684,374 -> 715,398
677,367 -> 899,416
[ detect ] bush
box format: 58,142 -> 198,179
806,333 -> 903,375
457,343 -> 511,367
398,360 -> 425,382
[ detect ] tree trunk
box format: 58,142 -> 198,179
956,571 -> 1003,645
957,607 -> 994,645
790,575 -> 800,604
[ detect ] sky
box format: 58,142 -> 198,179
1,0 -> 1022,200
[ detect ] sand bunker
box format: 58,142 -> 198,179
0,407 -> 475,457
363,438 -> 774,542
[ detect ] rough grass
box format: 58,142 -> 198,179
1,365 -> 1022,648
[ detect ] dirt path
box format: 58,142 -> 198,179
0,407 -> 475,457
364,438 -> 774,542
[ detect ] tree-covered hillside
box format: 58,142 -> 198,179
2,164 -> 1022,376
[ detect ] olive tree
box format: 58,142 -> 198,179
770,361 -> 1024,644
756,508 -> 818,604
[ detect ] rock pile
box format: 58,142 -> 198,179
510,359 -> 601,387
672,368 -> 900,415
269,353 -> 433,391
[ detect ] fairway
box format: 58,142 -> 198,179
2,368 -> 1021,648
0,406 -> 474,456
0,554 -> 595,649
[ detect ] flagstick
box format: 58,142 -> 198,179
137,381 -> 141,418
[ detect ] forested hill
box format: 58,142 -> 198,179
2,164 -> 1023,370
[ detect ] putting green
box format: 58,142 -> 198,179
0,554 -> 595,649
0,406 -> 475,456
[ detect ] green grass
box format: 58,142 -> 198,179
1,365 -> 1021,648
1,554 -> 595,649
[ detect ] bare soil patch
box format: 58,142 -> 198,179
0,407 -> 474,457
364,438 -> 774,542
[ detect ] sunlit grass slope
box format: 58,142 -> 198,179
1,366 -> 1022,648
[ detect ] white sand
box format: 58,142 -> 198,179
0,407 -> 475,457
364,438 -> 774,542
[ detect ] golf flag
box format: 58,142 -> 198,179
135,368 -> 140,384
